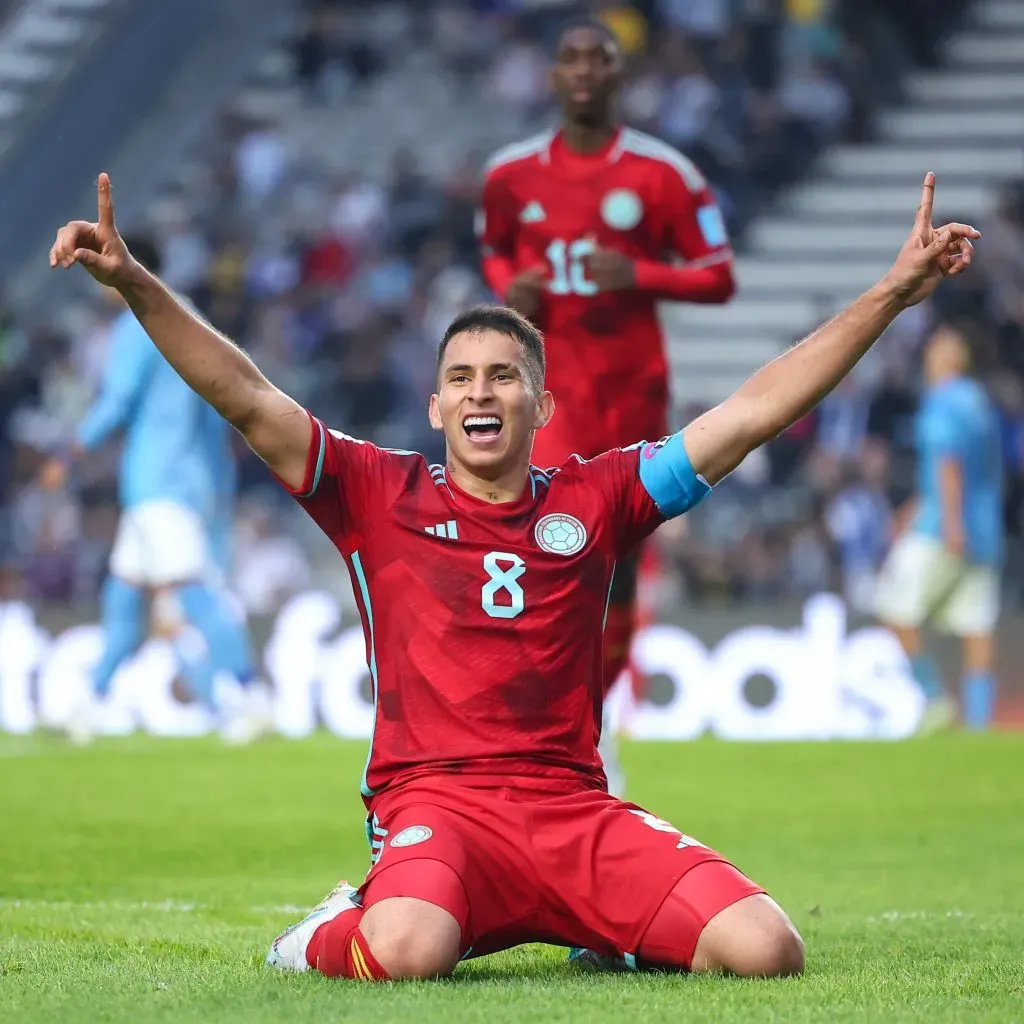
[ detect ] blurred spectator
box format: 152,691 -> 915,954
659,0 -> 730,54
432,2 -> 494,83
294,4 -> 380,103
596,1 -> 649,57
816,376 -> 870,461
486,22 -> 548,117
982,182 -> 1024,374
234,498 -> 312,616
657,36 -> 722,154
156,201 -> 212,294
235,120 -> 289,206
788,514 -> 834,597
388,149 -> 443,258
777,57 -> 850,148
825,440 -> 893,613
330,175 -> 388,249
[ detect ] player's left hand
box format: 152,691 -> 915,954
583,245 -> 636,292
49,173 -> 138,289
883,172 -> 980,308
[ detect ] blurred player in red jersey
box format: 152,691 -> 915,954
479,18 -> 736,794
51,171 -> 976,982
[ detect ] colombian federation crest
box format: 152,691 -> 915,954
535,513 -> 588,556
601,188 -> 643,230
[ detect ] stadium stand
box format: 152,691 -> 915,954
668,0 -> 1024,405
0,0 -> 128,157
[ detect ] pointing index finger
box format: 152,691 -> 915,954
916,171 -> 935,231
97,172 -> 115,231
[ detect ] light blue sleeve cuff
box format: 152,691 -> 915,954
637,432 -> 711,518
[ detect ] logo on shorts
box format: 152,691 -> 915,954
601,189 -> 643,230
535,513 -> 588,556
390,825 -> 433,848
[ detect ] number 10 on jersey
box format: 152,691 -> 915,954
546,238 -> 597,296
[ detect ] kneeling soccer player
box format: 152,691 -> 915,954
49,171 -> 977,980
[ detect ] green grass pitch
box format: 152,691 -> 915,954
1,733 -> 1022,1023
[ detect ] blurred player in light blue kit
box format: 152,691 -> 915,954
202,400 -> 239,587
875,325 -> 1004,731
43,237 -> 271,744
171,398 -> 273,744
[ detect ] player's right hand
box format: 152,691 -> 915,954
504,265 -> 547,319
49,173 -> 137,289
883,172 -> 980,308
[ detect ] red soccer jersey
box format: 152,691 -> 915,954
283,415 -> 672,800
479,127 -> 734,465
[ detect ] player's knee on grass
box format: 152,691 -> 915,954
639,863 -> 802,978
691,893 -> 804,978
359,897 -> 462,980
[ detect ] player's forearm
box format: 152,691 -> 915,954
632,256 -> 735,303
481,253 -> 518,302
118,266 -> 271,428
686,281 -> 904,483
738,282 -> 903,440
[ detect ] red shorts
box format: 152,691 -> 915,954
359,774 -> 763,964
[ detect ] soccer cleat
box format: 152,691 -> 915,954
220,683 -> 274,746
916,695 -> 958,736
266,880 -> 361,972
568,947 -> 632,972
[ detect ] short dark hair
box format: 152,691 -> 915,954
437,305 -> 545,394
121,233 -> 162,276
553,16 -> 620,57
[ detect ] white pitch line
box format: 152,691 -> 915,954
865,910 -> 971,923
0,740 -> 171,760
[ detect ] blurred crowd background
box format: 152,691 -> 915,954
0,0 -> 1021,619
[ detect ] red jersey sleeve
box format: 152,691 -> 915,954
478,166 -> 520,301
632,154 -> 735,303
276,413 -> 407,554
582,433 -> 713,554
577,445 -> 662,556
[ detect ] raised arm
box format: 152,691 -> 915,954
683,173 -> 980,485
50,174 -> 311,490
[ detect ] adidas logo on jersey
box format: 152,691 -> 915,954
519,201 -> 546,223
425,520 -> 459,540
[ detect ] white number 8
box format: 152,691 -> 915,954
481,551 -> 526,619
